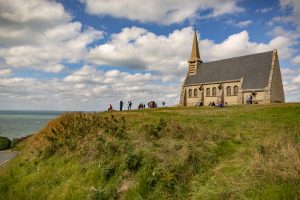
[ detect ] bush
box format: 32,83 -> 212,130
144,118 -> 167,138
103,165 -> 116,180
10,137 -> 26,148
126,153 -> 142,172
0,136 -> 11,150
103,115 -> 126,138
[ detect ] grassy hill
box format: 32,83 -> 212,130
0,104 -> 299,200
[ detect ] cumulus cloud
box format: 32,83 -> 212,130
292,75 -> 300,83
0,65 -> 179,110
269,0 -> 300,33
0,0 -> 71,46
86,27 -> 297,76
256,7 -> 273,13
200,31 -> 297,61
86,26 -> 193,75
280,0 -> 300,26
292,55 -> 300,65
236,20 -> 253,27
0,0 -> 103,73
226,19 -> 253,28
280,67 -> 300,101
0,69 -> 12,76
81,0 -> 244,24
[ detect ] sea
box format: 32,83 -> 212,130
0,110 -> 63,139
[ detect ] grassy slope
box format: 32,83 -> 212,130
0,103 -> 299,200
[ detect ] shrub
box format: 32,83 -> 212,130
10,138 -> 21,148
103,165 -> 116,180
10,135 -> 31,148
103,115 -> 126,138
126,153 -> 142,172
0,136 -> 11,150
144,118 -> 167,138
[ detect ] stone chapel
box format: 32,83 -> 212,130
179,31 -> 285,106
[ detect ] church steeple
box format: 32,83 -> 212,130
188,30 -> 202,75
189,30 -> 201,62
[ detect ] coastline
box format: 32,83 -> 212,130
0,110 -> 62,139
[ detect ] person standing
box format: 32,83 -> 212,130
129,101 -> 132,110
108,104 -> 113,111
120,100 -> 123,111
249,95 -> 253,104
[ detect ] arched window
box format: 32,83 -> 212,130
226,86 -> 231,96
194,89 -> 197,97
233,86 -> 238,95
188,89 -> 192,98
206,88 -> 210,97
212,87 -> 216,97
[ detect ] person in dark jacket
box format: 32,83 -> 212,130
120,100 -> 123,111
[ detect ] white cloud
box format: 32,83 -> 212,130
256,7 -> 273,13
0,69 -> 12,76
292,75 -> 300,83
0,0 -> 70,23
281,68 -> 295,75
280,0 -> 300,26
0,65 -> 180,110
268,16 -> 294,27
292,55 -> 300,65
270,0 -> 300,30
0,0 -> 71,46
226,19 -> 253,28
236,20 -> 252,27
87,26 -> 296,75
280,67 -> 300,101
267,26 -> 300,40
86,26 -> 194,75
200,31 -> 296,61
0,0 -> 103,73
81,0 -> 244,24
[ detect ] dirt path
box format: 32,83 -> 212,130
0,151 -> 19,167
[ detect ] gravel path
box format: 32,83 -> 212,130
0,151 -> 19,166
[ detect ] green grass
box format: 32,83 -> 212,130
0,103 -> 299,199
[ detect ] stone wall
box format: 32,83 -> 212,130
243,91 -> 265,104
222,81 -> 241,105
184,81 -> 242,106
203,83 -> 219,106
184,85 -> 202,106
270,55 -> 285,103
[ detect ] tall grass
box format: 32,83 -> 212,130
0,103 -> 299,199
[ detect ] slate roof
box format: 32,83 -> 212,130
184,51 -> 274,90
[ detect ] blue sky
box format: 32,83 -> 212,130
0,0 -> 299,111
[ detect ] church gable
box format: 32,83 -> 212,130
269,51 -> 285,103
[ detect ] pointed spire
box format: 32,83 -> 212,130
189,30 -> 202,63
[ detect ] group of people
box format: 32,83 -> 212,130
138,103 -> 146,109
110,100 -> 160,111
208,101 -> 226,108
147,101 -> 157,108
118,100 -> 132,111
113,100 -> 132,111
